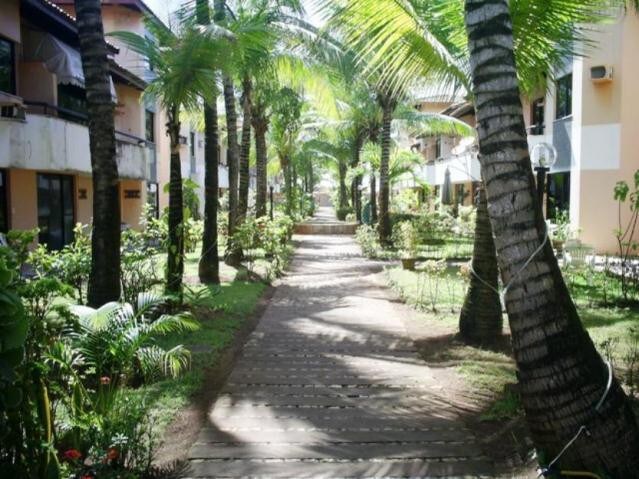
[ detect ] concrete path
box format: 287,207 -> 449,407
187,208 -> 492,478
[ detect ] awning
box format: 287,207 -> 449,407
23,29 -> 117,100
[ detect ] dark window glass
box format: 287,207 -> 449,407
0,170 -> 7,233
37,174 -> 75,250
190,132 -> 196,157
0,38 -> 15,94
435,137 -> 442,159
145,110 -> 155,142
556,74 -> 572,119
57,84 -> 88,123
531,97 -> 545,134
547,172 -> 571,219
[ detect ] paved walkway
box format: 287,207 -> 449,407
187,208 -> 492,478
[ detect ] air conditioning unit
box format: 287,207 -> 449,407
590,65 -> 613,83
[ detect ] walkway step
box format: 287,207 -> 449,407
294,222 -> 358,235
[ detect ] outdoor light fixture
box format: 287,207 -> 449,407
530,142 -> 557,215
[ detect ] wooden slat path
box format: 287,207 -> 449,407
185,208 -> 493,478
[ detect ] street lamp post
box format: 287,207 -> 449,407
530,142 -> 557,217
269,185 -> 274,220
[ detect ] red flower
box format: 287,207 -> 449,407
63,449 -> 82,461
100,376 -> 111,385
106,447 -> 119,461
81,475 -> 94,479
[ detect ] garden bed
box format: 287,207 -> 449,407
385,264 -> 639,476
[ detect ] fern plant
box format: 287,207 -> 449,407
70,293 -> 199,395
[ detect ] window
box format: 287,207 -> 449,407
530,97 -> 545,135
547,172 -> 570,219
556,74 -> 572,119
0,37 -> 15,94
145,110 -> 155,143
0,170 -> 8,233
57,84 -> 87,123
435,136 -> 442,159
37,174 -> 75,250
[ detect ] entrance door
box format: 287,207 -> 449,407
37,174 -> 74,250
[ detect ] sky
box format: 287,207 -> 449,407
144,0 -> 324,28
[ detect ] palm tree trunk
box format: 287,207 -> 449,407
339,160 -> 348,210
196,0 -> 219,284
378,95 -> 395,244
166,105 -> 184,296
238,76 -> 252,223
253,113 -> 268,218
370,171 -> 377,223
223,77 -> 240,265
198,101 -> 220,283
284,160 -> 293,216
465,0 -> 639,474
74,0 -> 121,306
459,187 -> 501,343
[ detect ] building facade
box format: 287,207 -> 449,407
416,9 -> 639,253
0,0 -> 230,250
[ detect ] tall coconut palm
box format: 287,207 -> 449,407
323,0 -> 602,345
464,0 -> 639,473
326,0 -> 639,471
195,0 -> 220,285
376,90 -> 397,244
112,17 -> 228,297
74,0 -> 120,307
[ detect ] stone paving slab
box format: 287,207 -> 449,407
186,459 -> 493,478
185,208 -> 493,478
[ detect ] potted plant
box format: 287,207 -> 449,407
393,221 -> 419,270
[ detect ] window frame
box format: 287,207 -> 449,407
555,74 -> 573,120
145,109 -> 155,143
0,35 -> 16,95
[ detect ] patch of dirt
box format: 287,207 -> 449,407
153,285 -> 276,467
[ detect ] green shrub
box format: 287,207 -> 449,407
355,225 -> 380,258
336,206 -> 353,221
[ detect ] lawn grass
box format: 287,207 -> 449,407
384,263 -> 639,421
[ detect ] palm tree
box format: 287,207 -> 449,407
251,79 -> 272,217
464,0 -> 639,473
196,0 -> 220,285
327,0 -> 639,470
458,187 -> 502,343
112,17 -> 227,297
376,89 -> 397,244
74,0 -> 120,307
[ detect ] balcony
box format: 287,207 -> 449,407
0,102 -> 154,181
423,152 -> 481,186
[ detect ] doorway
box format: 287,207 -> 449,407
37,173 -> 75,249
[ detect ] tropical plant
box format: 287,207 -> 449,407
392,220 -> 419,259
613,171 -> 639,302
111,15 -> 230,298
463,0 -> 639,473
70,293 -> 198,394
74,0 -> 121,307
195,0 -> 221,286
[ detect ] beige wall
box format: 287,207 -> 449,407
120,179 -> 145,229
7,169 -> 37,231
114,84 -> 144,137
76,175 -> 93,225
18,63 -> 57,105
0,0 -> 21,43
